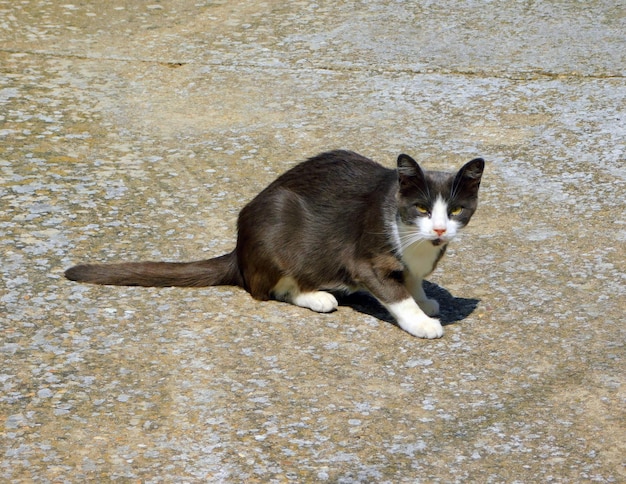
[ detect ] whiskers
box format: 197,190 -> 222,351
363,224 -> 431,255
396,229 -> 431,253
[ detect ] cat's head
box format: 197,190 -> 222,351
396,154 -> 484,246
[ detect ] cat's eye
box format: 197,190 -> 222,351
416,205 -> 429,215
450,207 -> 463,216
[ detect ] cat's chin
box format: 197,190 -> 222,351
431,238 -> 448,246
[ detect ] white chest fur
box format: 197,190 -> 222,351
401,239 -> 444,278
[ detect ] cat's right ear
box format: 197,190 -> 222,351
397,154 -> 426,190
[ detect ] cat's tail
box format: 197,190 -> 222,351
64,250 -> 243,288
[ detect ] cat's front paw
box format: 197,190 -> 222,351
405,316 -> 444,339
417,298 -> 440,317
401,316 -> 443,339
387,298 -> 444,338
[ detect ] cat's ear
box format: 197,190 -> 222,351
454,157 -> 484,192
460,158 -> 485,179
397,154 -> 426,190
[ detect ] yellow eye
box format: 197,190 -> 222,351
416,205 -> 429,214
450,207 -> 463,216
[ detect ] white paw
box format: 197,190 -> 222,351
417,298 -> 440,317
400,315 -> 443,339
386,298 -> 444,339
292,291 -> 338,313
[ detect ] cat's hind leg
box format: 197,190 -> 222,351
272,276 -> 338,313
291,291 -> 338,313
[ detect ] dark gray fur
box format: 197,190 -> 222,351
66,150 -> 484,313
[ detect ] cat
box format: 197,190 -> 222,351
65,150 -> 484,338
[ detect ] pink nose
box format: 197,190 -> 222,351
433,228 -> 446,237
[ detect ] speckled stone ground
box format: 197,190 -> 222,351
1,1 -> 625,482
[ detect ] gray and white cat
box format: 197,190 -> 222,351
65,150 -> 484,338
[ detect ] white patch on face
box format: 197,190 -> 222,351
416,196 -> 460,243
391,195 -> 461,277
392,195 -> 460,278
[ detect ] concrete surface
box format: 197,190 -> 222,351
1,0 -> 624,482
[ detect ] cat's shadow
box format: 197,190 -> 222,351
335,281 -> 479,327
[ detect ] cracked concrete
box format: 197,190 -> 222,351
1,0 -> 624,482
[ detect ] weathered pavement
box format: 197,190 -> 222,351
1,1 -> 624,481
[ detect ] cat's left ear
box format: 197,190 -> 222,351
455,157 -> 485,191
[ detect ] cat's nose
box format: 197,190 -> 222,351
433,228 -> 446,237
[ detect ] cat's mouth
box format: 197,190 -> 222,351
431,238 -> 446,246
